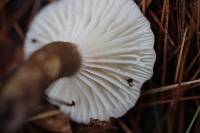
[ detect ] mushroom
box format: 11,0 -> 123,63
25,0 -> 156,124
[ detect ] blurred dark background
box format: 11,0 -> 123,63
0,0 -> 200,133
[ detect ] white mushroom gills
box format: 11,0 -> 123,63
25,0 -> 156,123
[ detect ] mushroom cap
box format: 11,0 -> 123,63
25,0 -> 156,123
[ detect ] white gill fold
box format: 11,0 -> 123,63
78,74 -> 113,115
80,70 -> 126,117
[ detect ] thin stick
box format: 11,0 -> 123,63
138,96 -> 200,109
28,110 -> 61,121
162,0 -> 170,85
197,0 -> 200,64
142,0 -> 146,14
118,120 -> 133,133
148,10 -> 176,47
186,104 -> 200,133
174,28 -> 188,82
142,79 -> 200,96
186,50 -> 200,75
14,23 -> 24,40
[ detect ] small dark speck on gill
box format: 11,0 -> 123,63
127,78 -> 134,87
31,38 -> 38,43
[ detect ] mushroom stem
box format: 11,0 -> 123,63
0,42 -> 81,132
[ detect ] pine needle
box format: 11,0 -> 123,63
186,104 -> 200,133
